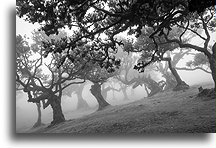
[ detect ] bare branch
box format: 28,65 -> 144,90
149,10 -> 186,38
59,79 -> 86,92
179,19 -> 189,42
175,22 -> 207,41
175,66 -> 211,74
162,33 -> 211,57
200,14 -> 210,50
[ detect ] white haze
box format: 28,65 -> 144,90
16,17 -> 214,132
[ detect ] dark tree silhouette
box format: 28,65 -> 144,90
130,28 -> 191,91
86,63 -> 119,111
156,62 -> 177,90
16,0 -> 214,37
16,34 -> 88,126
158,10 -> 216,88
17,0 -> 215,88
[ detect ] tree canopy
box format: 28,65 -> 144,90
16,0 -> 216,87
16,0 -> 215,70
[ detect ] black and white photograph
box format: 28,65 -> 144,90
15,0 -> 215,136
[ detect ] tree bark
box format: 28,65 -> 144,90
163,72 -> 177,90
90,82 -> 110,111
209,44 -> 215,88
49,95 -> 65,125
145,77 -> 162,97
209,57 -> 215,88
164,57 -> 189,91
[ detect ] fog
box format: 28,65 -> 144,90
16,82 -> 147,132
16,15 -> 215,133
16,68 -> 213,132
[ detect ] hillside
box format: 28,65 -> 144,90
28,84 -> 215,134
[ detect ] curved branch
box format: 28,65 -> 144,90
175,22 -> 206,41
175,66 -> 211,74
57,79 -> 86,93
200,14 -> 210,50
44,62 -> 55,88
162,33 -> 211,57
149,10 -> 186,38
179,19 -> 190,42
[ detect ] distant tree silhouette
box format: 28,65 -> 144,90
101,81 -> 121,101
63,83 -> 90,110
114,48 -> 138,100
114,46 -> 162,97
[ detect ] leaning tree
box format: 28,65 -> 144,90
16,33 -> 91,126
114,47 -> 139,100
101,80 -> 121,101
16,0 -> 215,88
16,35 -> 45,128
128,27 -> 191,91
40,30 -> 121,111
112,41 -> 162,98
62,83 -> 91,110
151,8 -> 216,88
85,61 -> 120,111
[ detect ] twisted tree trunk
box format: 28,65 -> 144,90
49,95 -> 65,125
163,72 -> 177,90
145,77 -> 162,97
90,82 -> 110,111
209,43 -> 215,88
132,77 -> 161,97
209,57 -> 215,88
164,57 -> 189,91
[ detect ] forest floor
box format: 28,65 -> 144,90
28,83 -> 215,134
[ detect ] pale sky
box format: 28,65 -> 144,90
16,16 -> 40,44
16,16 -> 40,36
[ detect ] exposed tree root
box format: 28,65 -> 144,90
173,81 -> 190,91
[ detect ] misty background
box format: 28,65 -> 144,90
16,15 -> 214,132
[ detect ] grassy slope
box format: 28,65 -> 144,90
30,84 -> 215,134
